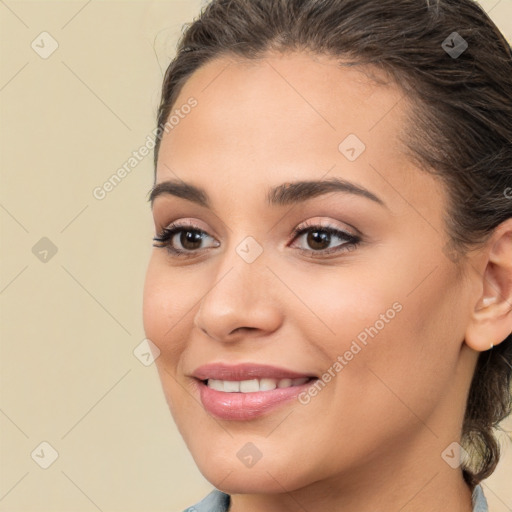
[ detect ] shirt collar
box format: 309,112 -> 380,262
472,484 -> 489,512
189,484 -> 489,512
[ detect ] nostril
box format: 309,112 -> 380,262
231,327 -> 257,335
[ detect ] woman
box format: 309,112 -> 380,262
143,0 -> 512,510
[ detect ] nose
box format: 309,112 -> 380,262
193,249 -> 283,343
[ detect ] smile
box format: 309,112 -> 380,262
192,363 -> 318,420
205,377 -> 312,392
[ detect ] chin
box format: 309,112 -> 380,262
201,464 -> 299,494
189,445 -> 314,495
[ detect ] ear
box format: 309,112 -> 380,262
465,218 -> 512,352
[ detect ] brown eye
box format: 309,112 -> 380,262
290,224 -> 361,256
178,230 -> 204,251
305,229 -> 332,251
153,223 -> 219,257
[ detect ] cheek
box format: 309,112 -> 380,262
285,253 -> 463,428
143,260 -> 200,422
142,258 -> 190,366
342,267 -> 463,424
282,262 -> 402,351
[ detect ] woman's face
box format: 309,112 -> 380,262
143,52 -> 478,494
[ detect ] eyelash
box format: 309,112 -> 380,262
152,221 -> 361,259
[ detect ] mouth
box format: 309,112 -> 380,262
191,363 -> 318,420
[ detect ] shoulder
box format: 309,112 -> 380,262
182,489 -> 231,512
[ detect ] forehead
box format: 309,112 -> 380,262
172,52 -> 402,118
155,52 -> 421,204
159,52 -> 407,150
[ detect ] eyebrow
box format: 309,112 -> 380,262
148,177 -> 386,209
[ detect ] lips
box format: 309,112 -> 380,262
191,363 -> 318,420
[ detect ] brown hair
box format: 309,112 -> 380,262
154,0 -> 512,486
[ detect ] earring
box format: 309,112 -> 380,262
490,342 -> 494,350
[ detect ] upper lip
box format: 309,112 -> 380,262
192,363 -> 316,381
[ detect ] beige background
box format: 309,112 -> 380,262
0,1 -> 511,510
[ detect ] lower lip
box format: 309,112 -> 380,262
196,379 -> 316,420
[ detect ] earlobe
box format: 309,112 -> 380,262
466,299 -> 510,352
464,219 -> 512,352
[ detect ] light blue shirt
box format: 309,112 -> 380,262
184,484 -> 488,511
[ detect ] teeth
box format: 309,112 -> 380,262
206,377 -> 310,392
277,378 -> 292,388
259,378 -> 277,391
208,379 -> 225,391
223,380 -> 240,392
239,379 -> 259,392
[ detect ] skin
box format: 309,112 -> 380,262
143,52 -> 512,512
